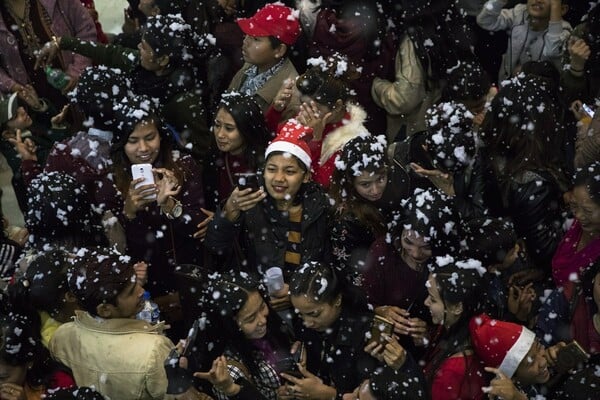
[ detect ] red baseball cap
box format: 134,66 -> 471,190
237,3 -> 301,46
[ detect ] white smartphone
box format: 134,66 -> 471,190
131,163 -> 156,200
582,103 -> 595,118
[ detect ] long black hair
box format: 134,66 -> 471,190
213,92 -> 272,170
200,271 -> 295,379
425,257 -> 484,387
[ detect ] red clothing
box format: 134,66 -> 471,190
564,283 -> 600,355
362,235 -> 428,312
430,355 -> 486,400
552,219 -> 600,287
308,117 -> 346,188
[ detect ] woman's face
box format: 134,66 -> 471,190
0,359 -> 27,386
353,168 -> 387,202
424,274 -> 446,326
291,294 -> 341,332
400,229 -> 433,268
138,39 -> 164,72
263,154 -> 309,208
124,120 -> 161,165
6,107 -> 32,130
236,291 -> 269,340
213,108 -> 245,155
514,340 -> 550,385
572,185 -> 600,234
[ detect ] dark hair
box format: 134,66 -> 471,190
142,14 -> 213,73
5,252 -> 73,323
426,257 -> 484,386
573,161 -> 600,206
0,311 -> 61,389
67,248 -> 137,316
330,133 -> 389,236
68,66 -> 132,132
25,172 -> 107,251
215,92 -> 272,170
462,218 -> 518,266
480,74 -> 565,180
318,0 -> 390,61
110,96 -> 183,196
289,261 -> 342,305
296,55 -> 359,107
400,188 -> 460,257
44,387 -> 106,400
425,102 -> 476,173
443,61 -> 491,104
201,271 -> 294,379
289,262 -> 369,313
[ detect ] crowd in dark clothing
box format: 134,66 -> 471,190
0,0 -> 599,399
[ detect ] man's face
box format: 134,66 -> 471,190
6,107 -> 32,130
112,279 -> 145,319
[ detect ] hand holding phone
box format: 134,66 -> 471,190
369,315 -> 394,345
131,163 -> 157,201
181,319 -> 200,357
555,341 -> 589,374
234,172 -> 259,191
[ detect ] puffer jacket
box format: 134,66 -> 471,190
205,180 -> 332,279
49,311 -> 175,400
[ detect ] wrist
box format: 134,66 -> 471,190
123,207 -> 136,220
161,196 -> 182,219
218,381 -> 240,396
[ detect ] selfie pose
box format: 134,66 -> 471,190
193,271 -> 301,400
96,97 -> 206,302
205,120 -> 331,277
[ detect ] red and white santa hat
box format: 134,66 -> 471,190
265,119 -> 313,169
469,314 -> 536,378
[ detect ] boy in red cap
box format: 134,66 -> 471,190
228,3 -> 301,121
470,314 -> 567,400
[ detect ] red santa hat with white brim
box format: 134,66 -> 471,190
469,314 -> 536,378
265,119 -> 313,170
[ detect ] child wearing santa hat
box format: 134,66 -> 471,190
470,314 -> 566,400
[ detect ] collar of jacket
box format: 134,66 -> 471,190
73,310 -> 168,334
261,181 -> 328,223
320,103 -> 368,165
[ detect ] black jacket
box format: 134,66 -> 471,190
205,181 -> 332,278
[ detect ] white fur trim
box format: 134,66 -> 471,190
319,103 -> 369,165
6,92 -> 17,121
266,141 -> 312,169
498,327 -> 536,378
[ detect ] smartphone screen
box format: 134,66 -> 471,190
131,163 -> 156,200
234,173 -> 259,191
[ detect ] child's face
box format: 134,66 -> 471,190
527,0 -> 551,20
514,340 -> 550,385
6,107 -> 32,130
242,35 -> 282,72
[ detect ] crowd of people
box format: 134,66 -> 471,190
0,0 -> 599,399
